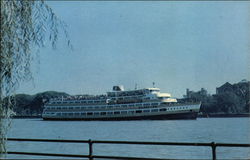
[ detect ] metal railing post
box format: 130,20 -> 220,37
6,138 -> 250,159
88,139 -> 93,160
211,142 -> 216,160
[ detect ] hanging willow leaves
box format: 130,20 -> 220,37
0,0 -> 71,155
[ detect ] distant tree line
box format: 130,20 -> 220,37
4,91 -> 69,116
182,80 -> 249,114
6,80 -> 250,116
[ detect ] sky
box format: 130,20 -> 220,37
17,1 -> 250,98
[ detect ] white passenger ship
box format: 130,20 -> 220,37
42,86 -> 201,120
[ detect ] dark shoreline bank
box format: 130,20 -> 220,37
198,113 -> 250,118
12,115 -> 41,119
12,113 -> 250,119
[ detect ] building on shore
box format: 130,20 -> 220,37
216,79 -> 249,97
182,88 -> 209,102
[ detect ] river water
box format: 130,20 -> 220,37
6,118 -> 250,159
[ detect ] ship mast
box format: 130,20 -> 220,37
135,83 -> 138,90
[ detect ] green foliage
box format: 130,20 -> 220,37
12,91 -> 69,115
1,0 -> 71,97
0,0 -> 71,155
200,91 -> 249,114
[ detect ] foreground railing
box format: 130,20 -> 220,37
5,138 -> 250,160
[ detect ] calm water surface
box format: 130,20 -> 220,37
6,118 -> 250,159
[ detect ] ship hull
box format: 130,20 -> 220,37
43,112 -> 198,121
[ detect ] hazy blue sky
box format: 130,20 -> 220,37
17,2 -> 249,98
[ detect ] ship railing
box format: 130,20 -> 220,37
108,93 -> 145,98
163,102 -> 200,106
5,138 -> 250,160
50,95 -> 108,102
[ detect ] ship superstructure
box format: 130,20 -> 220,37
42,85 -> 200,120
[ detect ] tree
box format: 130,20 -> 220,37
0,0 -> 71,156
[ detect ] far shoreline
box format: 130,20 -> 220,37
198,113 -> 250,118
11,113 -> 250,119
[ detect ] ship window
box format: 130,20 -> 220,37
75,107 -> 80,110
151,109 -> 158,112
129,104 -> 134,107
82,101 -> 86,104
121,111 -> 127,114
136,110 -> 142,113
94,112 -> 100,115
137,104 -> 142,107
114,111 -> 120,115
81,112 -> 86,116
68,113 -> 73,116
69,107 -> 73,109
62,113 -> 67,116
108,105 -> 113,109
128,110 -> 135,114
94,101 -> 99,103
75,113 -> 80,116
101,106 -> 106,109
160,108 -> 166,112
143,110 -> 150,113
116,105 -> 121,108
56,113 -> 61,116
75,101 -> 80,104
88,106 -> 92,109
121,104 -> 127,107
143,103 -> 150,107
69,101 -> 74,104
100,112 -> 107,115
107,112 -> 113,115
65,106 -> 70,109
56,102 -> 61,104
57,107 -> 61,110
87,112 -> 93,116
108,93 -> 115,97
95,106 -> 100,109
118,97 -> 123,100
152,103 -> 158,106
88,101 -> 93,104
